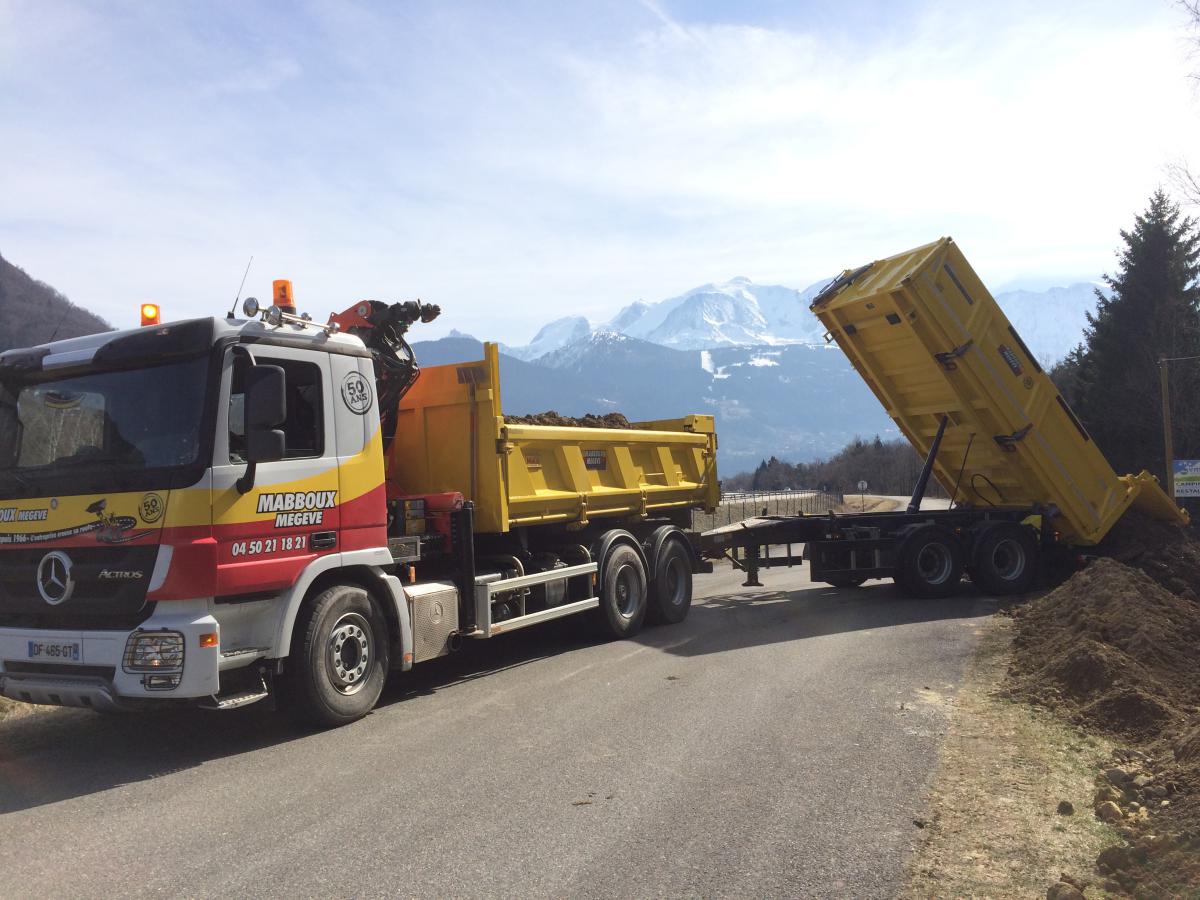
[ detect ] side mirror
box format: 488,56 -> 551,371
244,365 -> 286,463
237,364 -> 286,493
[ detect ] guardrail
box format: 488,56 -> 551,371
692,489 -> 843,533
720,489 -> 820,504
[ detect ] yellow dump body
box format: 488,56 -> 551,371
389,343 -> 719,534
811,238 -> 1187,545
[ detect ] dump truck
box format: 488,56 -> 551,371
703,237 -> 1188,596
0,288 -> 717,725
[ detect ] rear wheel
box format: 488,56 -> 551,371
279,584 -> 390,728
972,524 -> 1038,595
594,544 -> 648,638
647,538 -> 693,625
896,527 -> 964,598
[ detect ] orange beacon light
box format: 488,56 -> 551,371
273,279 -> 295,314
140,303 -> 161,326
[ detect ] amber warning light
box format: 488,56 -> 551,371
140,303 -> 161,327
273,279 -> 295,314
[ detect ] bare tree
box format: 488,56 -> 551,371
1170,2 -> 1200,203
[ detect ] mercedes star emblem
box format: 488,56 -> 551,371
37,550 -> 75,606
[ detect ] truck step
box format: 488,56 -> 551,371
201,672 -> 270,711
204,687 -> 269,710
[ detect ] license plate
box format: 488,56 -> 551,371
27,640 -> 81,662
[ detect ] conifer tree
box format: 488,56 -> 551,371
1071,191 -> 1200,479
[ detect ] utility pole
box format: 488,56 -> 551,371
1160,357 -> 1175,498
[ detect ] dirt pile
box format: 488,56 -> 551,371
504,411 -> 634,429
1007,513 -> 1200,895
1093,509 -> 1200,599
1009,558 -> 1200,740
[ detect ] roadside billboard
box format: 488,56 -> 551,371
1173,460 -> 1200,497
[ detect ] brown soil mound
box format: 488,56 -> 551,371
1093,510 -> 1200,599
1008,558 -> 1200,741
1006,511 -> 1200,895
504,411 -> 634,429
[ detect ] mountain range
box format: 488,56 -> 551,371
505,276 -> 1101,364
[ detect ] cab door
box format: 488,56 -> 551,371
211,346 -> 338,597
327,353 -> 388,554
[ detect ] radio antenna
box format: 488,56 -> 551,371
227,255 -> 254,318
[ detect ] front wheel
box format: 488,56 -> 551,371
594,544 -> 648,638
279,584 -> 390,728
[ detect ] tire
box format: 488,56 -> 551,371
896,527 -> 964,598
647,538 -> 693,625
279,584 -> 390,728
824,575 -> 867,589
594,544 -> 648,638
972,524 -> 1038,596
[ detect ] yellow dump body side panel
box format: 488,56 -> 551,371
811,238 -> 1186,545
389,343 -> 718,534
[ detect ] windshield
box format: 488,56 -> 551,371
0,357 -> 210,494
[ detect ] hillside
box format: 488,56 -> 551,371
0,253 -> 111,351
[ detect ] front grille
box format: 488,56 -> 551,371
3,661 -> 117,680
0,545 -> 158,629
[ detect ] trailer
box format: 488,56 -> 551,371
702,238 -> 1188,597
0,289 -> 717,726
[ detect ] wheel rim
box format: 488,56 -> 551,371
990,538 -> 1026,581
327,612 -> 372,695
664,555 -> 688,607
614,564 -> 641,618
916,542 -> 953,585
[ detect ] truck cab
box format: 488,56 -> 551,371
0,314 -> 408,719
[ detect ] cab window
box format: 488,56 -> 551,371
229,356 -> 324,462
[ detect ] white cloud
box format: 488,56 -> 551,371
1,1 -> 1199,342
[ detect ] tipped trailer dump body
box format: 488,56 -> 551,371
0,295 -> 716,726
702,238 -> 1188,597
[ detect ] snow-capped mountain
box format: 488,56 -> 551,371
502,315 -> 591,361
607,276 -> 831,349
505,276 -> 1101,367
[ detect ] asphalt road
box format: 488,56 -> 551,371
0,562 -> 996,899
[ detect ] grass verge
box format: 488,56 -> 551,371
904,616 -> 1117,898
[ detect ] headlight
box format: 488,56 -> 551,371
123,631 -> 185,672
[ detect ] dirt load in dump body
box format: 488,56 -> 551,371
504,411 -> 633,429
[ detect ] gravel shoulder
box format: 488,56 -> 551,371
0,696 -> 35,722
905,615 -> 1116,898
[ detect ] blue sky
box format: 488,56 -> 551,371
2,0 -> 1199,343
